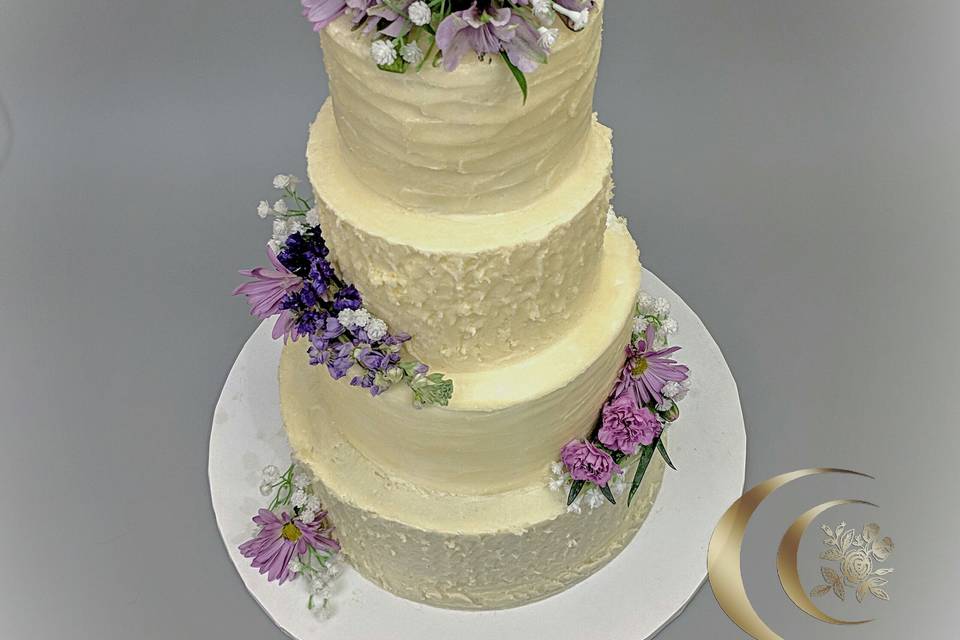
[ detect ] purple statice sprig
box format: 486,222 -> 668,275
299,1 -> 599,102
241,462 -> 342,617
236,175 -> 454,408
554,291 -> 690,512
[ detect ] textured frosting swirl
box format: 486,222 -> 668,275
319,3 -> 604,214
307,101 -> 614,371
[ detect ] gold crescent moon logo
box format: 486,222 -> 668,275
707,468 -> 873,640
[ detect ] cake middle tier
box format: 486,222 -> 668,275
280,215 -> 641,495
307,100 -> 614,371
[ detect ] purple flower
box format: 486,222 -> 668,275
365,1 -> 412,38
502,14 -> 548,72
615,325 -> 690,405
239,509 -> 339,585
435,3 -> 512,71
333,284 -> 362,312
554,0 -> 594,9
301,0 -> 348,31
598,390 -> 662,454
560,440 -> 619,486
326,341 -> 355,379
234,247 -> 304,320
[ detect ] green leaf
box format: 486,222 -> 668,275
567,479 -> 585,506
657,439 -> 676,470
599,483 -> 616,505
628,440 -> 657,507
499,51 -> 528,104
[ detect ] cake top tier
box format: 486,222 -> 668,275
307,0 -> 604,214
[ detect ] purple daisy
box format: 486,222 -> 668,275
239,509 -> 340,585
234,247 -> 303,319
234,247 -> 305,341
614,324 -> 690,406
301,0 -> 348,31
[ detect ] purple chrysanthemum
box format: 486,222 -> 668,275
301,0 -> 348,31
614,324 -> 690,406
239,509 -> 340,585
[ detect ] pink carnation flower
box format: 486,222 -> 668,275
598,390 -> 662,454
560,439 -> 619,486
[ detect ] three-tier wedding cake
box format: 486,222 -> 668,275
237,0 -> 688,611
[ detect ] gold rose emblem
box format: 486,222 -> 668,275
811,521 -> 894,603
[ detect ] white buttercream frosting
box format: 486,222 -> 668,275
307,101 -> 614,370
319,2 -> 605,214
282,222 -> 641,494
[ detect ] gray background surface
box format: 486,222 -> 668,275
1,1 -> 958,638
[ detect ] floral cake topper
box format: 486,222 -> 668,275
234,175 -> 454,408
300,0 -> 598,100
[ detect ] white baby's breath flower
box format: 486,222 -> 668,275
300,509 -> 316,524
262,464 -> 280,482
663,316 -> 678,335
548,477 -> 566,492
292,489 -> 309,508
305,207 -> 320,226
267,238 -> 284,255
633,315 -> 648,334
407,1 -> 432,26
305,495 -> 321,513
532,0 -> 554,22
566,497 -> 583,514
324,562 -> 341,579
661,380 -> 682,399
289,560 -> 304,574
371,39 -> 397,66
537,26 -> 559,50
366,317 -> 388,342
656,399 -> 674,412
273,174 -> 291,190
636,291 -> 654,313
653,296 -> 671,316
552,2 -> 589,30
352,308 -> 372,328
585,487 -> 604,510
337,308 -> 357,329
293,471 -> 312,489
257,200 -> 271,219
400,41 -> 424,65
610,474 -> 626,497
273,199 -> 288,215
550,461 -> 564,476
259,480 -> 274,497
272,218 -> 290,243
288,220 -> 305,236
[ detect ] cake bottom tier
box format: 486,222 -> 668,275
281,382 -> 666,610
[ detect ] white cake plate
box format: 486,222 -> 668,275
210,269 -> 746,640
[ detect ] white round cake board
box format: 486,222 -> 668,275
210,269 -> 746,640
